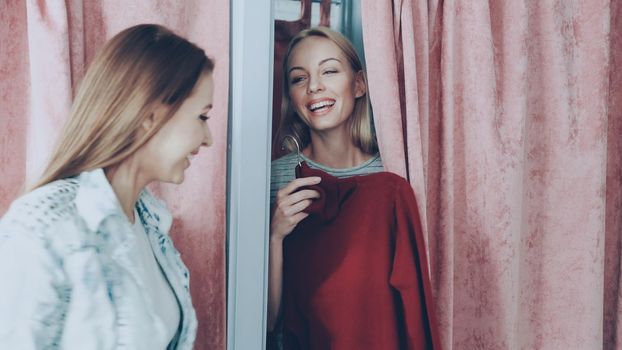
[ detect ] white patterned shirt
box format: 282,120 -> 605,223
0,168 -> 197,349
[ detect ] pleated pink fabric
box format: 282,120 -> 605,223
0,1 -> 228,349
362,0 -> 622,349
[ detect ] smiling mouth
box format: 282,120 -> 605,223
185,150 -> 198,164
307,99 -> 336,113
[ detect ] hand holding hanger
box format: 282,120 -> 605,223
270,136 -> 322,241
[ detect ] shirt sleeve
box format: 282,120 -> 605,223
389,179 -> 442,350
0,226 -> 116,349
0,228 -> 62,348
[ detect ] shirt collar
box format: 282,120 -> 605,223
75,168 -> 125,232
135,189 -> 173,234
75,168 -> 172,233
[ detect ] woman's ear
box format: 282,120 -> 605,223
141,105 -> 166,132
141,113 -> 156,131
354,71 -> 366,98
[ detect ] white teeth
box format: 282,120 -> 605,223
309,100 -> 335,111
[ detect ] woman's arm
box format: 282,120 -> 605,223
0,225 -> 115,349
0,230 -> 60,349
267,176 -> 321,331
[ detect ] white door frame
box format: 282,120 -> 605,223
226,1 -> 361,348
226,0 -> 274,349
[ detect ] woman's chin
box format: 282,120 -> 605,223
162,170 -> 185,185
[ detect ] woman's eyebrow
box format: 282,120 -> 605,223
288,66 -> 305,74
318,57 -> 341,66
288,57 -> 342,74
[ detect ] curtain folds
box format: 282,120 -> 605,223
363,0 -> 622,349
0,1 -> 228,349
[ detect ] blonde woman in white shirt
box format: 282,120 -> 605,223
0,24 -> 215,349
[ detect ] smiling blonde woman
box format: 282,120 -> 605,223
0,24 -> 215,349
268,25 -> 383,335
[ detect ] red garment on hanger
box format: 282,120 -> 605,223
282,162 -> 442,350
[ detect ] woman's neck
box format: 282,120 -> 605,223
104,157 -> 149,224
304,129 -> 373,169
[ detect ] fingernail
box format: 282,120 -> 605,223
314,177 -> 322,182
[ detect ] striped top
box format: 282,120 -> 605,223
270,152 -> 384,204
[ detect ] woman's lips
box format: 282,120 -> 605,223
307,98 -> 336,115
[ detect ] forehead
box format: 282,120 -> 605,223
288,36 -> 346,68
190,73 -> 214,102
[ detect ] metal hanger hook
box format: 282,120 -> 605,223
281,135 -> 302,167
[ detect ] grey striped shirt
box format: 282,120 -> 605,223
270,152 -> 384,204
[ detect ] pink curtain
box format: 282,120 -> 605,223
0,1 -> 228,349
363,0 -> 622,349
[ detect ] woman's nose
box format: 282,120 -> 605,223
203,122 -> 213,147
307,75 -> 324,94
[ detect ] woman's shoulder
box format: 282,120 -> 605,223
271,152 -> 299,168
0,178 -> 83,242
271,152 -> 298,181
3,178 -> 80,222
270,153 -> 299,202
362,152 -> 384,173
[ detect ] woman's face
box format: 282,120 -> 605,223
141,72 -> 214,184
287,36 -> 365,135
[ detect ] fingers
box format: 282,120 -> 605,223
277,176 -> 321,199
271,176 -> 322,239
290,212 -> 309,225
275,191 -> 318,218
281,189 -> 320,208
286,199 -> 315,217
270,210 -> 309,239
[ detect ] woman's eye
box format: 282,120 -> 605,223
199,114 -> 210,121
323,69 -> 338,75
290,76 -> 306,84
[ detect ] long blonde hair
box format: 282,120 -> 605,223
275,26 -> 377,154
32,24 -> 214,189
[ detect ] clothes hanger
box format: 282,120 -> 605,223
281,135 -> 303,167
